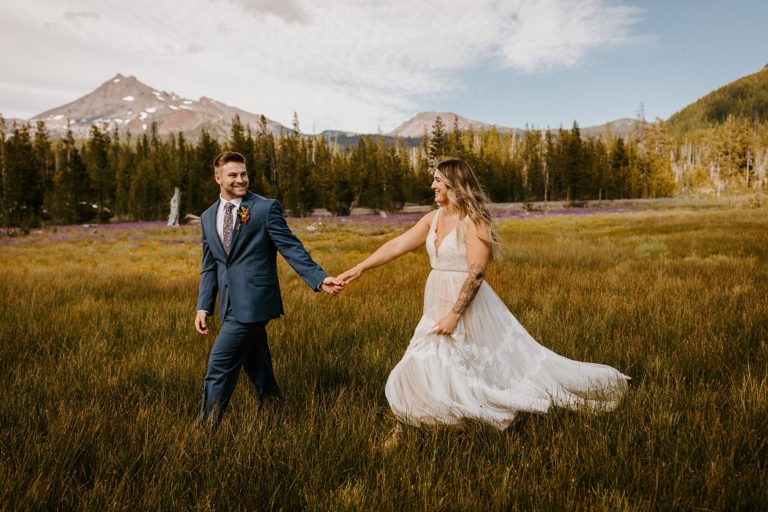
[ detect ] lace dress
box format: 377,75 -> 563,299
384,210 -> 630,429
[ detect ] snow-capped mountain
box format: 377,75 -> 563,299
17,74 -> 642,141
31,73 -> 289,139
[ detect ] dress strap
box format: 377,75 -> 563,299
430,207 -> 441,235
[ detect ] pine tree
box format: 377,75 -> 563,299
362,137 -> 387,209
312,135 -> 333,210
113,131 -> 135,219
173,132 -> 189,220
332,151 -> 356,215
185,129 -> 221,216
228,115 -> 255,170
0,116 -> 5,223
384,142 -> 407,211
128,132 -> 164,220
642,121 -> 676,197
585,137 -> 609,200
608,137 -> 631,198
2,122 -> 42,226
280,135 -> 315,216
521,130 -> 545,201
86,124 -> 114,222
410,129 -> 434,204
52,129 -> 92,224
33,121 -> 55,222
429,115 -> 447,161
561,122 -> 591,201
447,115 -> 465,157
251,115 -> 274,195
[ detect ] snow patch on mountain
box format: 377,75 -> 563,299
30,73 -> 290,140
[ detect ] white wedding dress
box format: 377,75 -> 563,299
385,210 -> 630,429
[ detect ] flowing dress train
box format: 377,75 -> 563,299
385,210 -> 630,429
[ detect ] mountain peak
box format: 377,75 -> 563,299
101,73 -> 143,86
31,74 -> 289,140
388,111 -> 503,138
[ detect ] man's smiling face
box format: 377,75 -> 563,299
215,161 -> 249,200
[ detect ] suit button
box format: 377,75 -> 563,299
226,263 -> 231,268
224,284 -> 228,288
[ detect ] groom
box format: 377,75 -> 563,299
194,151 -> 342,426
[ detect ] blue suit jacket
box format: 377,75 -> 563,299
196,191 -> 327,324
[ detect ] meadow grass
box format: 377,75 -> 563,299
1,205 -> 767,510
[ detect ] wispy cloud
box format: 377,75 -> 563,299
231,0 -> 309,24
495,0 -> 643,72
0,0 -> 643,131
62,11 -> 101,21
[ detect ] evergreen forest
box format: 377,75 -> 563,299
1,110 -> 767,228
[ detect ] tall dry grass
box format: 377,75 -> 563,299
1,206 -> 766,510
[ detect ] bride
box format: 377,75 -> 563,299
338,158 -> 629,440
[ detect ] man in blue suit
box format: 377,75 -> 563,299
194,151 -> 342,426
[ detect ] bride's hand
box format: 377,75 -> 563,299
338,266 -> 363,285
432,312 -> 460,335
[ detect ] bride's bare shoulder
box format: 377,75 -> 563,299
413,210 -> 437,229
462,216 -> 492,243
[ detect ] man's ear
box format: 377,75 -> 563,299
214,172 -> 221,185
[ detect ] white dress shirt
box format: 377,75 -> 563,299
216,196 -> 243,244
198,196 -> 243,315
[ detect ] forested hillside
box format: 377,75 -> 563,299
667,65 -> 768,134
0,113 -> 680,228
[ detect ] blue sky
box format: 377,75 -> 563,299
0,0 -> 766,133
439,1 -> 768,130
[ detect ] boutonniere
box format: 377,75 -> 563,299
237,205 -> 250,231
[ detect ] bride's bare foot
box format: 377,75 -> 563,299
382,423 -> 404,451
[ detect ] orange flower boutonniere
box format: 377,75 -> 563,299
237,205 -> 250,231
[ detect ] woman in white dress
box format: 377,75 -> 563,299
338,158 -> 629,441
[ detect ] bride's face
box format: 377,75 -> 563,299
431,170 -> 450,206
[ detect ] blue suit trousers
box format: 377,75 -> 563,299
199,311 -> 281,425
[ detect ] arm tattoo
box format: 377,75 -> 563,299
451,263 -> 485,315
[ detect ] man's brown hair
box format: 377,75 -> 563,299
213,151 -> 246,172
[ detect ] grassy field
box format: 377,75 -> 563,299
1,204 -> 767,510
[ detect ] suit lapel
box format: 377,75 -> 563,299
227,192 -> 255,260
206,200 -> 227,259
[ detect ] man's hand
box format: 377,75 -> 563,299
195,311 -> 210,335
321,276 -> 344,296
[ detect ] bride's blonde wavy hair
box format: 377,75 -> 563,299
435,157 -> 500,261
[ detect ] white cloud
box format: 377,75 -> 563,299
62,11 -> 101,21
495,0 -> 643,72
230,0 -> 309,23
0,0 -> 642,132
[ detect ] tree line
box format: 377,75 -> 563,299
1,113 -> 765,228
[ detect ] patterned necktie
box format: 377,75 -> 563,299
223,202 -> 235,255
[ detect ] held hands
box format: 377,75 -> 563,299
321,276 -> 345,296
321,264 -> 364,296
195,277 -> 344,336
321,265 -> 365,295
